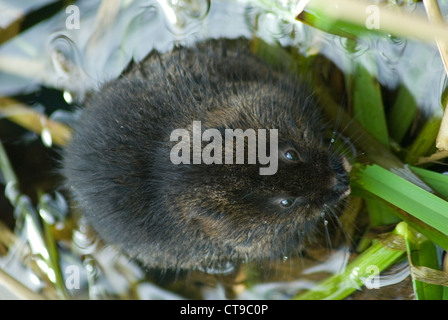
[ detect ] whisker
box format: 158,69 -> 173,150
321,211 -> 333,252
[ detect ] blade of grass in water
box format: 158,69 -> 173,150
0,140 -> 67,299
38,193 -> 69,299
405,116 -> 442,165
364,198 -> 401,227
0,97 -> 72,146
294,226 -> 406,300
0,140 -> 18,191
400,222 -> 444,300
0,269 -> 47,300
388,86 -> 418,144
348,51 -> 396,226
306,0 -> 448,45
259,0 -> 448,44
350,58 -> 389,148
410,165 -> 448,199
352,164 -> 448,250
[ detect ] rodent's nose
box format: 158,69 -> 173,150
332,179 -> 351,198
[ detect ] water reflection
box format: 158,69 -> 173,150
157,0 -> 210,33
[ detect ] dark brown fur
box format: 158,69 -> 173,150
63,38 -> 350,270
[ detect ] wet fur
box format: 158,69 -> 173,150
63,38 -> 350,270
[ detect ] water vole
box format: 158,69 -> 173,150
63,38 -> 351,270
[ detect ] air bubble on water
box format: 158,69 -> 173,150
52,192 -> 69,216
39,207 -> 55,225
37,193 -> 66,227
73,231 -> 95,253
82,256 -> 109,299
182,0 -> 210,20
41,127 -> 53,148
28,254 -> 56,283
339,37 -> 369,58
47,33 -> 91,97
29,272 -> 42,286
63,91 -> 73,104
48,34 -> 79,79
159,0 -> 211,34
158,0 -> 178,25
256,10 -> 293,39
72,222 -> 98,254
83,256 -> 100,279
47,267 -> 57,283
5,181 -> 20,205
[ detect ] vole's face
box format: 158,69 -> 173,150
263,142 -> 351,214
178,132 -> 351,257
166,90 -> 353,261
216,142 -> 350,215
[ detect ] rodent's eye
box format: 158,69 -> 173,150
280,198 -> 295,208
284,150 -> 300,162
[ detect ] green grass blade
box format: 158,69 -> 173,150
364,198 -> 401,227
388,85 -> 418,144
353,164 -> 448,249
307,0 -> 448,45
0,140 -> 20,206
380,200 -> 448,253
405,116 -> 442,165
294,231 -> 405,300
400,223 -> 443,300
39,193 -> 69,299
410,165 -> 448,199
351,61 -> 389,147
